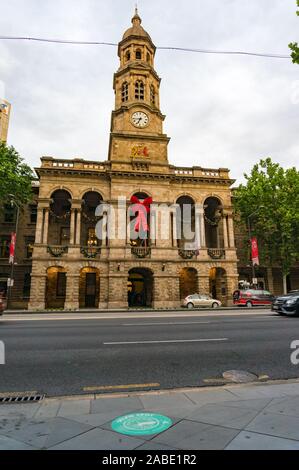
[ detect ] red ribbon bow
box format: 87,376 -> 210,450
130,196 -> 152,232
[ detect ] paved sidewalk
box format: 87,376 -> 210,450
1,380 -> 299,450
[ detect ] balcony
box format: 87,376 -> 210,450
178,249 -> 198,260
80,246 -> 101,259
47,245 -> 68,257
208,248 -> 225,259
131,246 -> 151,258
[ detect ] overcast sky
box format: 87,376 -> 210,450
0,0 -> 298,184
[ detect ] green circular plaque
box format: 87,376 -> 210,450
111,413 -> 172,436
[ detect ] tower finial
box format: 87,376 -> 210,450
132,4 -> 142,25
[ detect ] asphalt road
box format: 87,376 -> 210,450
0,310 -> 299,397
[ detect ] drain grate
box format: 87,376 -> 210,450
0,394 -> 45,404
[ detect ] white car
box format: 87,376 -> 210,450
183,294 -> 221,309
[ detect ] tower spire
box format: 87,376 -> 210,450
132,4 -> 142,26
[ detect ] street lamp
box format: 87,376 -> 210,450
247,206 -> 264,288
6,195 -> 20,310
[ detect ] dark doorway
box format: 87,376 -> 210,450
128,268 -> 153,308
85,272 -> 97,308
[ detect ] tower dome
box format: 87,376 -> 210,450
122,8 -> 152,41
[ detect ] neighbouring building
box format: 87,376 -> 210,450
0,99 -> 11,143
0,182 -> 38,308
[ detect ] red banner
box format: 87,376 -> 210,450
9,232 -> 16,264
251,237 -> 259,266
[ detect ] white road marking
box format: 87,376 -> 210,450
104,338 -> 228,345
122,321 -> 212,326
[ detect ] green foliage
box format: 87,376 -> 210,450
234,158 -> 299,276
0,142 -> 34,206
289,0 -> 299,64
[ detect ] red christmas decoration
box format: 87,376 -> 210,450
130,196 -> 152,232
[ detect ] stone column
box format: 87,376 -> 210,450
172,210 -> 177,247
35,208 -> 44,244
75,210 -> 81,245
69,209 -> 76,245
195,212 -> 201,250
102,213 -> 108,247
98,275 -> 109,308
227,214 -> 235,248
226,275 -> 239,306
28,274 -> 47,310
197,207 -> 206,248
42,208 -> 49,245
222,214 -> 229,248
64,273 -> 80,310
197,274 -> 210,295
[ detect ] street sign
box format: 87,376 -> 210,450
111,413 -> 172,436
7,278 -> 14,287
252,278 -> 258,285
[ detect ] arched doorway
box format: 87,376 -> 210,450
179,267 -> 198,300
204,197 -> 223,248
128,268 -> 153,307
48,190 -> 72,246
209,267 -> 228,304
79,267 -> 100,308
45,266 -> 67,309
81,192 -> 103,247
176,196 -> 195,249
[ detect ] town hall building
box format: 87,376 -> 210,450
27,10 -> 239,310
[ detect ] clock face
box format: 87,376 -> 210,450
131,111 -> 149,128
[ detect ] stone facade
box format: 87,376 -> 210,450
24,10 -> 239,310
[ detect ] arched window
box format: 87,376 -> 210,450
135,80 -> 144,100
125,50 -> 131,62
121,82 -> 129,102
150,85 -> 156,106
146,53 -> 151,63
135,49 -> 142,60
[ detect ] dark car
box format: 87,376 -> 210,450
272,292 -> 299,317
0,296 -> 6,315
233,289 -> 275,308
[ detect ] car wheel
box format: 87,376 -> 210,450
187,302 -> 194,309
212,302 -> 219,308
246,301 -> 253,308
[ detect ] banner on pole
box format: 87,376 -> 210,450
251,236 -> 259,266
9,232 -> 16,264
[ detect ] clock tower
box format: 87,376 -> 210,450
108,9 -> 170,172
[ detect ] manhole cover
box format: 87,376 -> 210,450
223,370 -> 258,383
111,413 -> 172,436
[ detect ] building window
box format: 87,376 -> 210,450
60,227 -> 70,245
0,236 -> 10,258
150,85 -> 156,106
25,237 -> 35,258
87,228 -> 98,246
135,80 -> 144,100
121,82 -> 129,102
29,205 -> 37,223
135,49 -> 142,60
4,204 -> 15,223
23,273 -> 31,299
56,272 -> 66,298
125,50 -> 131,61
146,53 -> 150,63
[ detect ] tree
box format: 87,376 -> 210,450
0,142 -> 34,206
233,158 -> 299,293
289,0 -> 299,64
